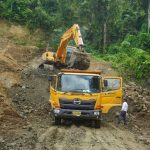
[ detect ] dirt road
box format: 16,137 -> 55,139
35,124 -> 147,150
0,56 -> 149,150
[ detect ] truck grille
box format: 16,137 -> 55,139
59,98 -> 96,110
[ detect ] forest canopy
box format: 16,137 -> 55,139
0,0 -> 150,83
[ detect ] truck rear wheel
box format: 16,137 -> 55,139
54,117 -> 61,125
94,120 -> 101,128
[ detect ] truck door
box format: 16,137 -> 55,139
49,76 -> 59,108
101,77 -> 122,113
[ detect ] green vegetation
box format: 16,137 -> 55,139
103,36 -> 150,82
0,0 -> 149,83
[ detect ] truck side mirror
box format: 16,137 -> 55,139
48,76 -> 52,81
103,79 -> 108,87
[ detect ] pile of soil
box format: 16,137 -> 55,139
0,21 -> 39,129
69,49 -> 90,70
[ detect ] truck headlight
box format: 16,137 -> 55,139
94,111 -> 99,115
54,109 -> 60,114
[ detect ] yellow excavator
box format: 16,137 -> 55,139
39,24 -> 90,70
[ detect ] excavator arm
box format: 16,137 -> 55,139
56,24 -> 84,64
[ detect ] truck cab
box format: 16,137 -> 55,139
49,69 -> 122,128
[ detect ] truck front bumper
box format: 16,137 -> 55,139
52,108 -> 101,120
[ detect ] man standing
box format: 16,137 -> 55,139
118,99 -> 128,126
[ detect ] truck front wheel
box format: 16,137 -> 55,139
94,120 -> 101,128
54,117 -> 61,125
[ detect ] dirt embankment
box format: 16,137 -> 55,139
124,83 -> 150,144
0,21 -> 149,150
0,21 -> 40,129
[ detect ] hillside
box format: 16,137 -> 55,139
0,20 -> 149,149
0,20 -> 40,128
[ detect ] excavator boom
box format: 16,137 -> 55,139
56,24 -> 84,64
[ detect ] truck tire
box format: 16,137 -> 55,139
94,120 -> 101,128
54,117 -> 61,125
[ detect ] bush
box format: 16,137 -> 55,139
105,40 -> 150,82
124,33 -> 150,52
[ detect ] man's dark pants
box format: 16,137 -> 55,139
118,111 -> 126,125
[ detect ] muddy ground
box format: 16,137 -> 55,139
0,57 -> 149,150
0,22 -> 149,150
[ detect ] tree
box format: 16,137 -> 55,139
148,0 -> 150,33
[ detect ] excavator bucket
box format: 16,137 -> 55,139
68,49 -> 90,70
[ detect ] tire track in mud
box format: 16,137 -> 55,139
89,123 -> 146,150
35,125 -> 87,150
35,123 -> 148,150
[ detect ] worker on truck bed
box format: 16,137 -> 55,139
118,99 -> 128,126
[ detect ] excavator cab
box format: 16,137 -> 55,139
65,46 -> 75,65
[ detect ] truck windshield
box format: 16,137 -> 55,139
57,74 -> 100,93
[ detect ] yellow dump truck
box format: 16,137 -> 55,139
49,69 -> 122,128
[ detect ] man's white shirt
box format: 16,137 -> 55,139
121,102 -> 128,112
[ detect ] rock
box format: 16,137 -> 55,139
141,108 -> 147,112
28,109 -> 33,113
134,125 -> 139,129
24,106 -> 28,109
0,137 -> 5,143
133,99 -> 137,104
22,125 -> 27,129
24,109 -> 29,114
7,142 -> 16,146
26,85 -> 30,88
28,126 -> 32,131
141,104 -> 148,112
142,97 -> 146,101
124,84 -> 130,90
19,143 -> 23,147
138,95 -> 143,99
12,99 -> 18,103
145,139 -> 150,145
142,91 -> 147,95
129,82 -> 136,87
128,95 -> 133,100
19,113 -> 26,118
138,136 -> 150,145
145,96 -> 150,101
136,106 -> 142,112
22,85 -> 26,89
21,97 -> 26,101
143,88 -> 149,94
138,89 -> 143,95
